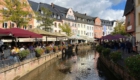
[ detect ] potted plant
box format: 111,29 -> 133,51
58,45 -> 63,51
19,50 -> 30,61
35,48 -> 44,58
110,51 -> 122,62
53,46 -> 58,52
46,46 -> 52,53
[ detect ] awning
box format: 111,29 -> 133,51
5,28 -> 42,38
0,28 -> 11,36
114,34 -> 126,39
28,28 -> 55,36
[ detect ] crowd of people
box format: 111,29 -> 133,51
0,38 -> 81,63
99,39 -> 140,54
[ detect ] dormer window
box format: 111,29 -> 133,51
83,19 -> 84,21
57,15 -> 60,19
41,10 -> 43,14
54,14 -> 56,18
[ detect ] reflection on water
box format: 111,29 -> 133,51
19,50 -> 110,80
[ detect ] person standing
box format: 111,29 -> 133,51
75,44 -> 79,55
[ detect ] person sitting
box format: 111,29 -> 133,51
11,46 -> 20,62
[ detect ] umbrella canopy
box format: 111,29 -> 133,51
0,28 -> 11,36
102,35 -> 118,40
114,34 -> 126,39
54,32 -> 67,37
5,28 -> 42,38
28,28 -> 56,36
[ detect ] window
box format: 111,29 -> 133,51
10,22 -> 14,28
3,7 -> 8,15
55,30 -> 57,32
128,15 -> 130,26
23,25 -> 27,30
57,16 -> 60,19
53,14 -> 56,18
3,22 -> 7,28
41,10 -> 43,14
54,23 -> 57,27
28,14 -> 32,18
29,25 -> 32,29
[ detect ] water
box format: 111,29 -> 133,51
19,50 -> 117,80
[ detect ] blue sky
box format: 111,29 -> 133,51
32,0 -> 126,21
112,0 -> 126,10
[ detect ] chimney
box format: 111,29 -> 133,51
51,3 -> 54,8
85,13 -> 86,16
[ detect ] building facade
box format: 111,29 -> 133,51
0,0 -> 35,29
101,20 -> 116,36
124,0 -> 136,50
135,0 -> 140,41
94,17 -> 103,39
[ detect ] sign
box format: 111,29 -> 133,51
127,25 -> 132,30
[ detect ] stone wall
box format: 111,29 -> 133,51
100,55 -> 137,80
0,52 -> 61,80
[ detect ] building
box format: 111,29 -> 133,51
28,0 -> 95,42
101,20 -> 116,36
135,0 -> 140,41
0,0 -> 35,29
124,0 -> 135,50
94,17 -> 103,39
124,0 -> 135,35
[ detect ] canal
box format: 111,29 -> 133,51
19,50 -> 118,80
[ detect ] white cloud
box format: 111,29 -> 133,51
31,0 -> 125,20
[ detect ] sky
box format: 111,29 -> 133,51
31,0 -> 126,21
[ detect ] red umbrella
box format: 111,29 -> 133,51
5,28 -> 42,38
114,34 -> 126,39
0,28 -> 11,35
102,35 -> 118,40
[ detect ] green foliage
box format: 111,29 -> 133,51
102,48 -> 111,57
59,23 -> 72,36
35,48 -> 44,55
36,7 -> 54,32
96,45 -> 104,53
53,46 -> 58,50
19,50 -> 30,58
0,0 -> 32,27
125,55 -> 140,78
58,45 -> 63,50
46,46 -> 52,51
111,22 -> 128,36
110,51 -> 122,62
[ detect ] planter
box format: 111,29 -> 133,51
19,56 -> 26,61
18,50 -> 30,61
35,51 -> 41,57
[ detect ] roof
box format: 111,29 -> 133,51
123,0 -> 134,16
28,0 -> 39,12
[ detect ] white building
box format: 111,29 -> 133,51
101,20 -> 116,36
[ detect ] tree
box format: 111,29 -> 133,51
59,23 -> 72,36
111,22 -> 128,35
0,0 -> 32,28
36,7 -> 54,32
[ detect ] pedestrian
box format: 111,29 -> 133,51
75,44 -> 79,55
137,41 -> 140,54
62,46 -> 66,59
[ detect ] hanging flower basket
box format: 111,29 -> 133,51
53,46 -> 58,52
35,48 -> 44,58
19,50 -> 30,61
